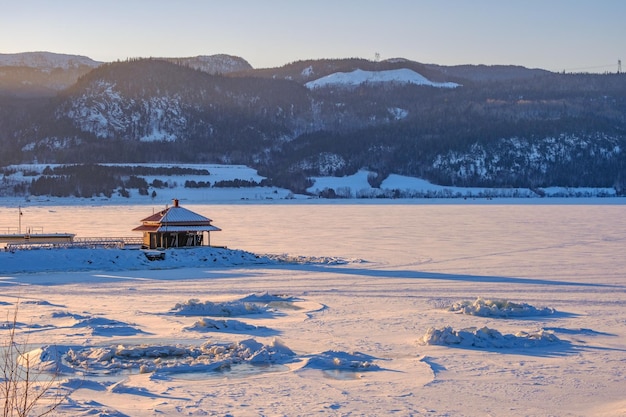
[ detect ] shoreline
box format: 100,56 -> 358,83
1,195 -> 625,207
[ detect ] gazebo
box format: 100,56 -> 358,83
133,199 -> 221,249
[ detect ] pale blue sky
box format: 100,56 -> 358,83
1,0 -> 624,72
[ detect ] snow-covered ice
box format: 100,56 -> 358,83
1,203 -> 625,416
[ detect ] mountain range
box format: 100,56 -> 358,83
1,51 -> 625,195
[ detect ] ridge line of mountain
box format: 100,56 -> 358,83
1,52 -> 625,196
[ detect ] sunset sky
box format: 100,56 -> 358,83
2,0 -> 624,72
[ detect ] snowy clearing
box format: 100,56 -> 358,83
1,163 -> 621,206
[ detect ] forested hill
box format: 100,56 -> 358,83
1,55 -> 625,194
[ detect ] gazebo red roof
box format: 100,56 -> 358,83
132,200 -> 221,233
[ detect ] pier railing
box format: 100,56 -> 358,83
4,236 -> 143,251
73,237 -> 144,247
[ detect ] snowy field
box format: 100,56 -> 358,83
1,163 -> 620,207
1,203 -> 626,416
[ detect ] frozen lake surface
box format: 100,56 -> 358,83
1,203 -> 625,416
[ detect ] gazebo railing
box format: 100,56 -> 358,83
5,236 -> 144,251
73,237 -> 144,246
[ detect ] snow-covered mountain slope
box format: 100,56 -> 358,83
432,134 -> 622,186
0,51 -> 101,69
64,80 -> 187,141
161,54 -> 253,74
305,68 -> 460,89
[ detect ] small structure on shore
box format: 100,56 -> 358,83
0,231 -> 75,245
133,199 -> 221,249
1,206 -> 75,247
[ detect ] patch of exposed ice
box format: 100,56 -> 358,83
55,396 -> 129,417
59,338 -> 296,375
184,318 -> 265,333
50,311 -> 86,319
171,298 -> 266,317
18,345 -> 64,372
304,350 -> 380,371
447,297 -> 556,317
267,254 -> 357,264
419,326 -> 561,349
71,317 -> 146,336
0,320 -> 24,329
239,291 -> 298,303
22,300 -> 62,306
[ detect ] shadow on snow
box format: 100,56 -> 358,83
270,263 -> 621,288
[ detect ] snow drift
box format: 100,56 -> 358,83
33,338 -> 297,376
170,298 -> 267,317
447,297 -> 556,317
419,326 -> 561,349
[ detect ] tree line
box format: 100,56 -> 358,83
1,59 -> 625,193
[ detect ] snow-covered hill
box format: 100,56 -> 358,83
0,162 -> 618,204
0,52 -> 102,97
305,169 -> 617,199
161,54 -> 253,74
305,68 -> 460,89
0,51 -> 101,69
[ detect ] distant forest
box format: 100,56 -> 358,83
15,164 -> 208,198
1,58 -> 625,194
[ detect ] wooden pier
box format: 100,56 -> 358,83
3,236 -> 144,251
